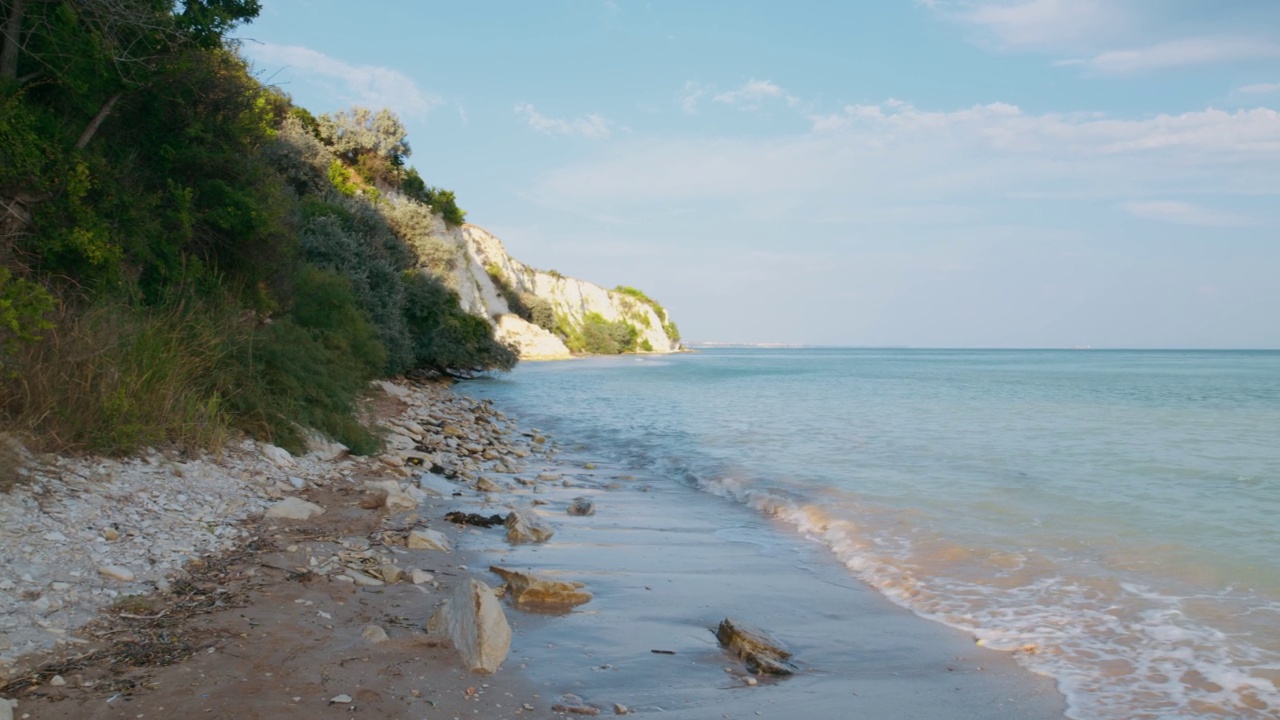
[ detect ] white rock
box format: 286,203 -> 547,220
374,379 -> 409,398
406,528 -> 451,551
567,497 -> 595,516
329,693 -> 353,704
361,625 -> 389,643
411,569 -> 435,585
418,475 -> 458,497
505,509 -> 555,544
97,566 -> 134,582
365,480 -> 417,510
49,675 -> 66,686
305,433 -> 349,461
262,444 -> 295,468
427,578 -> 511,674
345,571 -> 384,587
0,697 -> 14,720
264,497 -> 325,521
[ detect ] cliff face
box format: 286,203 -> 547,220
401,210 -> 681,359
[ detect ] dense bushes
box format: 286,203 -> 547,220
0,6 -> 517,459
576,312 -> 640,355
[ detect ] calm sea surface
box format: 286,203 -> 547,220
466,348 -> 1280,719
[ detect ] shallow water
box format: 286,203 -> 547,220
466,348 -> 1280,719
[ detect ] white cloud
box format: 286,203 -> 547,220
957,0 -> 1128,51
526,100 -> 1280,222
514,104 -> 612,139
928,1 -> 1280,74
1062,36 -> 1280,75
680,81 -> 710,114
246,43 -> 439,117
1238,82 -> 1280,95
712,79 -> 797,109
1121,201 -> 1256,227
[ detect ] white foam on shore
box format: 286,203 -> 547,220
693,472 -> 1280,720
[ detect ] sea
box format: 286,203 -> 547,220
465,348 -> 1280,719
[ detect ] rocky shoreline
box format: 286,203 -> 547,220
0,375 -> 1068,720
0,378 -> 610,717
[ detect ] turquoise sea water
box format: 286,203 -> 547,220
466,348 -> 1280,719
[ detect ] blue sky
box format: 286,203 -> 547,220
241,1 -> 1280,348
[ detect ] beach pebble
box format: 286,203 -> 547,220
407,528 -> 452,551
567,497 -> 595,516
261,444 -> 294,468
361,625 -> 389,643
97,565 -> 134,582
329,693 -> 353,704
264,497 -> 325,520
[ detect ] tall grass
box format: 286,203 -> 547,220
0,299 -> 233,455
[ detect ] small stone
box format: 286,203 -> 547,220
505,509 -> 555,544
345,572 -> 384,587
567,497 -> 595,516
329,693 -> 353,704
536,472 -> 560,482
49,675 -> 66,686
365,480 -> 417,510
411,569 -> 435,585
102,528 -> 120,542
98,566 -> 134,582
407,528 -> 451,551
361,625 -> 389,643
0,697 -> 15,720
613,703 -> 629,715
489,566 -> 591,610
262,444 -> 295,468
264,497 -> 325,520
49,582 -> 71,592
475,477 -> 505,493
380,565 -> 405,584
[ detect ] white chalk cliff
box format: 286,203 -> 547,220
401,212 -> 681,360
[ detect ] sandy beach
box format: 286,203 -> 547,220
0,380 -> 1066,719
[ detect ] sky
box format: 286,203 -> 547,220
240,1 -> 1280,348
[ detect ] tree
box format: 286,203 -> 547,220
316,106 -> 410,187
402,167 -> 466,226
0,0 -> 261,253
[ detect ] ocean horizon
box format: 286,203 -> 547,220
469,347 -> 1280,719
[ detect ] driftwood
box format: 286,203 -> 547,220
715,618 -> 796,675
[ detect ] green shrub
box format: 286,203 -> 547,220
402,271 -> 517,378
580,312 -> 638,355
403,169 -> 466,226
0,269 -> 56,369
224,266 -> 385,455
0,297 -> 233,455
526,296 -> 556,332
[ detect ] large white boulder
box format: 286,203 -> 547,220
427,578 -> 511,673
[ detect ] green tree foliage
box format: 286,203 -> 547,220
579,312 -> 639,355
402,168 -> 466,226
613,285 -> 680,344
0,266 -> 54,367
403,271 -> 516,378
0,4 -> 519,461
316,106 -> 409,187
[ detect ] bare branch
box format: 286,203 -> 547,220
74,91 -> 121,149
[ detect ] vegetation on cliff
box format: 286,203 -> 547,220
0,0 -> 513,458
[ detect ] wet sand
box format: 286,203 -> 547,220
457,443 -> 1068,719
